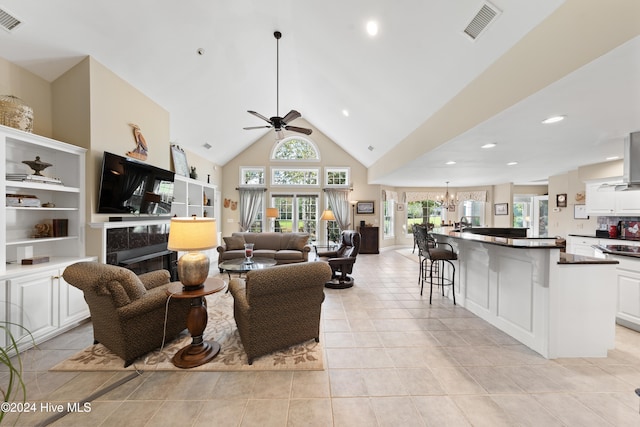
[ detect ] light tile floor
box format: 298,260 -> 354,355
4,248 -> 640,426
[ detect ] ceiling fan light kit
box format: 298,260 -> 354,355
243,31 -> 312,138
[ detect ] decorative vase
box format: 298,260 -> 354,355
0,95 -> 33,132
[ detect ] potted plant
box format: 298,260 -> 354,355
0,322 -> 33,424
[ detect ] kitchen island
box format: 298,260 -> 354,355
432,230 -> 618,358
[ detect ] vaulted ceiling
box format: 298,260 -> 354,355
0,0 -> 638,186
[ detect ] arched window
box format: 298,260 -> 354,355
271,136 -> 320,160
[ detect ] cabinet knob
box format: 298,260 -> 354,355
52,275 -> 60,280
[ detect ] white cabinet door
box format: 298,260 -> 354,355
616,190 -> 640,215
617,268 -> 640,329
58,270 -> 89,326
586,183 -> 616,215
8,269 -> 59,347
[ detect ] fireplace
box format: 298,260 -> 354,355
105,223 -> 178,280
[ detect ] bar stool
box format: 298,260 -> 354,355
415,229 -> 457,304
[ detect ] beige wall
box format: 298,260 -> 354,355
548,160 -> 625,238
220,119 -> 380,239
0,56 -> 53,137
492,183 -> 513,227
1,55 -> 219,260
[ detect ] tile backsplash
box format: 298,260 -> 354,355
597,216 -> 640,231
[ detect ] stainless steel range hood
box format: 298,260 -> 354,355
617,132 -> 640,191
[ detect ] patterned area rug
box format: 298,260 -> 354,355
51,292 -> 324,372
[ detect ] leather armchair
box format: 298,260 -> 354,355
317,230 -> 361,289
62,262 -> 191,367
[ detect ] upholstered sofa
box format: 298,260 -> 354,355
228,261 -> 332,364
217,232 -> 311,267
62,262 -> 191,367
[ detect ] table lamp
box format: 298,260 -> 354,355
168,216 -> 217,290
320,209 -> 335,243
266,207 -> 279,232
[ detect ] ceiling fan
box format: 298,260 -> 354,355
243,31 -> 312,139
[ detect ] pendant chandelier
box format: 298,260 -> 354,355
439,181 -> 456,210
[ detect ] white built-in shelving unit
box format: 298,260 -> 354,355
0,124 -> 94,351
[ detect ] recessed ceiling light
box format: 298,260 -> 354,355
507,161 -> 518,166
481,143 -> 496,149
445,161 -> 456,165
542,115 -> 566,124
342,109 -> 349,117
606,156 -> 619,161
366,20 -> 378,36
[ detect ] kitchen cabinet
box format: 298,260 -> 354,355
358,227 -> 379,254
585,182 -> 616,215
610,256 -> 640,332
615,189 -> 640,214
586,179 -> 640,216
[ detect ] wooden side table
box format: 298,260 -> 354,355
166,277 -> 226,368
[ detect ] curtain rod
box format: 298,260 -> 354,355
235,187 -> 267,191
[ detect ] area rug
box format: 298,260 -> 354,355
51,292 -> 324,372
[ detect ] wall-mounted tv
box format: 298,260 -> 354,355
97,151 -> 175,216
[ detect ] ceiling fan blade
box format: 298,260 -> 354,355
285,125 -> 313,135
243,125 -> 272,130
247,110 -> 271,123
282,110 -> 301,124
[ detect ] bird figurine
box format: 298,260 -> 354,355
127,123 -> 148,160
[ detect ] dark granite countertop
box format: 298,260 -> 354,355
594,244 -> 640,259
569,233 -> 640,242
434,231 -> 560,249
558,252 -> 618,265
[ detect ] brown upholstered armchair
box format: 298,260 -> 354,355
228,262 -> 332,364
62,262 -> 191,367
317,230 -> 361,289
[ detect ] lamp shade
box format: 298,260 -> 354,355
266,207 -> 279,218
168,217 -> 217,251
320,210 -> 336,221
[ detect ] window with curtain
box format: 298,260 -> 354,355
407,200 -> 443,233
323,195 -> 341,242
325,167 -> 349,187
271,193 -> 319,239
239,167 -> 265,186
383,200 -> 394,238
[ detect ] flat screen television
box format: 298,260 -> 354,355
97,151 -> 175,216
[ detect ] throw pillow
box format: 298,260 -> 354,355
223,235 -> 246,250
287,234 -> 309,251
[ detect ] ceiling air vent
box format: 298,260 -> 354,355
0,7 -> 22,32
463,2 -> 500,41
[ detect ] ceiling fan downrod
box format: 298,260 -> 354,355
274,31 -> 281,117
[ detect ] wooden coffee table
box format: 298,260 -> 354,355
218,257 -> 277,279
